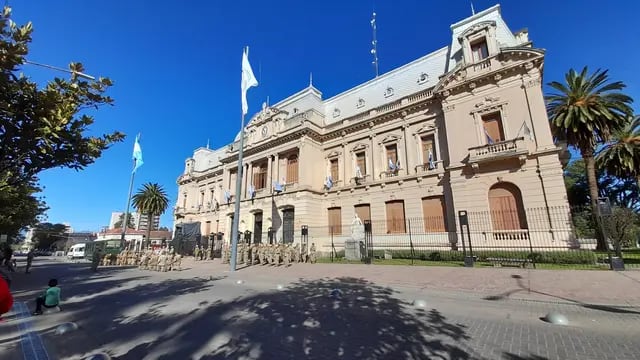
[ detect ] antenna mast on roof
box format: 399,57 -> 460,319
471,2 -> 476,15
370,11 -> 379,78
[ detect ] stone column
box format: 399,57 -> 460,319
370,135 -> 377,180
247,162 -> 254,198
267,156 -> 273,190
241,163 -> 249,199
402,124 -> 411,175
342,143 -> 348,184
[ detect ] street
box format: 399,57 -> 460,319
1,257 -> 640,359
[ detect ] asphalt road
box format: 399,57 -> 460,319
1,258 -> 640,360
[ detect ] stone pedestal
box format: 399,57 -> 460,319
345,239 -> 361,260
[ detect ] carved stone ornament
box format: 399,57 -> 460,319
333,108 -> 341,118
417,72 -> 429,84
474,96 -> 501,108
352,143 -> 367,152
357,98 -> 365,108
469,82 -> 477,90
442,90 -> 450,97
384,87 -> 394,98
380,134 -> 401,144
494,74 -> 502,82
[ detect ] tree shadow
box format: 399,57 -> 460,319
54,276 -> 479,359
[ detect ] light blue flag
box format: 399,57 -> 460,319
132,134 -> 144,173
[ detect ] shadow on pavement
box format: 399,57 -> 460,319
54,276 -> 478,359
483,274 -> 640,315
503,352 -> 548,360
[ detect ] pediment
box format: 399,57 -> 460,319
379,134 -> 401,144
458,21 -> 496,42
415,122 -> 436,134
326,150 -> 342,158
351,143 -> 368,152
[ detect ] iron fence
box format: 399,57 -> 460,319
305,205 -> 639,270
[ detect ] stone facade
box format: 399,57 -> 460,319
174,5 -> 571,253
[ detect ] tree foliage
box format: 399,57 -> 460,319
547,67 -> 634,250
0,6 -> 123,236
113,213 -> 135,229
597,115 -> 640,185
32,222 -> 68,250
132,183 -> 169,246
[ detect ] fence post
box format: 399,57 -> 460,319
301,225 -> 308,263
408,218 -> 415,265
364,220 -> 373,264
458,210 -> 474,267
330,226 -> 334,263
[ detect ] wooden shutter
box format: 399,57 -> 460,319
421,136 -> 434,164
386,144 -> 398,164
489,186 -> 525,230
330,159 -> 339,181
328,207 -> 342,235
386,201 -> 406,233
286,155 -> 298,183
422,197 -> 446,232
229,170 -> 237,195
354,204 -> 371,223
356,152 -> 367,175
253,163 -> 267,189
471,40 -> 488,61
482,113 -> 505,143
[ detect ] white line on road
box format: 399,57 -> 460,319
14,302 -> 50,360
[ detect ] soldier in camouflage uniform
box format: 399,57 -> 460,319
282,244 -> 291,266
309,243 -> 317,264
243,243 -> 250,265
194,246 -> 201,261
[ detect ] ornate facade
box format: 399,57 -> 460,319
174,5 -> 571,252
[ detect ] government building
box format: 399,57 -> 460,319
174,5 -> 572,254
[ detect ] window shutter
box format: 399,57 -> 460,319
355,204 -> 371,223
328,207 -> 342,235
330,159 -> 339,181
422,197 -> 446,232
482,113 -> 505,142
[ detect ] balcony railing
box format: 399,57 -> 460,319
415,161 -> 443,174
472,58 -> 492,73
468,137 -> 527,164
350,174 -> 370,186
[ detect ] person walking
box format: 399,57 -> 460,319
25,249 -> 35,274
91,248 -> 102,272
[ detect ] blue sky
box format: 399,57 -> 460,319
12,0 -> 640,231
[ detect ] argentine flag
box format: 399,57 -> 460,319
132,134 -> 144,174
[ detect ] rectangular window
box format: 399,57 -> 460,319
421,196 -> 447,232
286,155 -> 299,183
356,152 -> 367,176
229,169 -> 238,195
385,200 -> 406,234
253,162 -> 268,190
199,191 -> 204,206
182,194 -> 187,208
328,207 -> 342,235
386,144 -> 398,165
209,188 -> 215,204
330,158 -> 339,181
354,204 -> 371,223
482,112 -> 505,143
421,135 -> 436,166
471,39 -> 489,62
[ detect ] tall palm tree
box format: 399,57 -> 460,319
546,67 -> 633,250
132,183 -> 169,248
597,115 -> 640,187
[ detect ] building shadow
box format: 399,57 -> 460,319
483,274 -> 640,315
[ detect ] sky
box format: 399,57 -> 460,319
11,0 -> 640,231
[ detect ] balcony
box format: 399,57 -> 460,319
350,174 -> 371,186
468,137 -> 528,165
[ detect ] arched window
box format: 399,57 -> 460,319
488,183 -> 527,230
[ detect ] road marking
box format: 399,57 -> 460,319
14,302 -> 50,360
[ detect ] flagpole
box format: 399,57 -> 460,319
229,110 -> 246,273
121,133 -> 142,250
120,166 -> 136,249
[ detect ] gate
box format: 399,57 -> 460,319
282,209 -> 294,244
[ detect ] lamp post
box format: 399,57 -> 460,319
24,60 -> 96,80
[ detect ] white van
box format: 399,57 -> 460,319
67,244 -> 86,259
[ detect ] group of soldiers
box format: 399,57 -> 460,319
100,247 -> 183,272
219,242 -> 317,266
193,245 -> 214,261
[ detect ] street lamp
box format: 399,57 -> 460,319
24,60 -> 96,80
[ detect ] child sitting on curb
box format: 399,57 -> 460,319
32,278 -> 61,315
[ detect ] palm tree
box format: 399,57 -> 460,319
546,67 -> 634,250
597,115 -> 640,187
132,183 -> 169,248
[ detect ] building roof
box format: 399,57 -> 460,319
190,4 -> 526,174
100,229 -> 172,239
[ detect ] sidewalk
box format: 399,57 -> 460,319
188,260 -> 640,306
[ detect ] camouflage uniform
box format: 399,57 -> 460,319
309,243 -> 317,264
